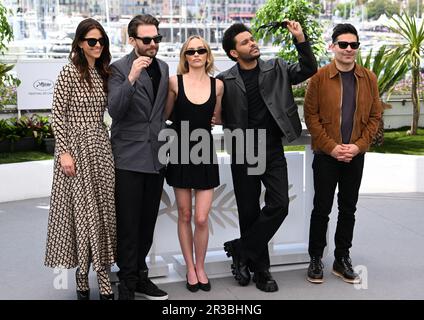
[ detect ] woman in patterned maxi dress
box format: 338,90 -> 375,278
44,18 -> 116,300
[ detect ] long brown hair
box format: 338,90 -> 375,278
70,18 -> 111,92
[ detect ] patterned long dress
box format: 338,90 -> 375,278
45,63 -> 116,272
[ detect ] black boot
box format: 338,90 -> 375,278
135,270 -> 168,300
332,256 -> 361,284
252,270 -> 278,292
307,256 -> 324,284
224,239 -> 251,286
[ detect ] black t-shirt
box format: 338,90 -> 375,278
238,63 -> 282,139
340,68 -> 356,144
145,57 -> 161,100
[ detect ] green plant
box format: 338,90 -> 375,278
0,118 -> 21,143
356,45 -> 410,146
0,3 -> 13,55
30,115 -> 54,144
252,0 -> 325,63
0,2 -> 19,108
357,45 -> 409,99
0,115 -> 53,145
389,13 -> 424,135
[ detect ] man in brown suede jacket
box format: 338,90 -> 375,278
303,23 -> 382,285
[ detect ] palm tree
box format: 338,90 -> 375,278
357,45 -> 409,100
389,13 -> 424,135
357,45 -> 409,145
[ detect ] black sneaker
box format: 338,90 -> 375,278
252,270 -> 278,292
307,256 -> 324,284
135,270 -> 168,300
332,256 -> 361,284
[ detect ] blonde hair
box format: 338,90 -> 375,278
177,35 -> 215,75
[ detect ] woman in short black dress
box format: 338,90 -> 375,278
164,35 -> 223,292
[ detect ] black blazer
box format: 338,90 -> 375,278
108,50 -> 169,173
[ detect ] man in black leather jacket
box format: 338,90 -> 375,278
218,22 -> 317,292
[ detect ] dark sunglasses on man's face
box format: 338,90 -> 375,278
134,35 -> 163,45
84,38 -> 106,47
335,41 -> 360,50
184,48 -> 208,56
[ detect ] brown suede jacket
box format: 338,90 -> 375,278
304,60 -> 383,155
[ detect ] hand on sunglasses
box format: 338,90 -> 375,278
83,38 -> 106,47
128,55 -> 152,85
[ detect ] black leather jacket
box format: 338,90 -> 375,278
217,41 -> 317,142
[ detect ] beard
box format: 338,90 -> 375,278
135,43 -> 158,58
239,51 -> 260,63
237,46 -> 261,62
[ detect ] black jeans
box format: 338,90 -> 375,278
115,168 -> 164,284
308,153 -> 365,259
230,141 -> 289,272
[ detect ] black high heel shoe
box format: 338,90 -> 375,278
186,275 -> 199,292
196,268 -> 211,291
99,293 -> 115,300
76,289 -> 90,300
198,280 -> 211,292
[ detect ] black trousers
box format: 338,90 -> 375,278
230,142 -> 289,272
115,168 -> 164,283
308,153 -> 365,259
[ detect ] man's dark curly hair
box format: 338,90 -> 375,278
331,23 -> 359,43
222,23 -> 252,61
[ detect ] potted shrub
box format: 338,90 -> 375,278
10,116 -> 38,152
31,115 -> 55,155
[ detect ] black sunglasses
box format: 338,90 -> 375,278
84,38 -> 106,47
184,48 -> 208,56
134,35 -> 163,45
335,41 -> 360,50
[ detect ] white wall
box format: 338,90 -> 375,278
382,97 -> 424,129
0,160 -> 53,203
1,153 -> 423,203
361,153 -> 424,193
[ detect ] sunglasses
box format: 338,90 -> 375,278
134,35 -> 163,45
184,48 -> 208,56
84,38 -> 106,47
335,41 -> 360,50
